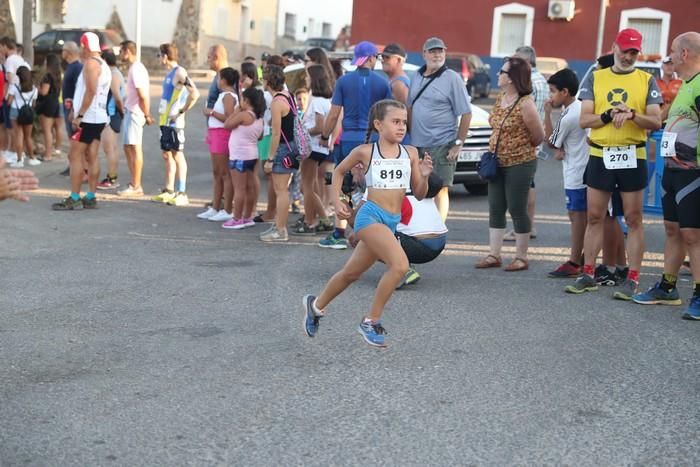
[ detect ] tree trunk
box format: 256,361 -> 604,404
22,0 -> 34,65
172,0 -> 201,68
0,0 -> 17,40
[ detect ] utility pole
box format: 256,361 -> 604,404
136,0 -> 142,61
595,0 -> 609,58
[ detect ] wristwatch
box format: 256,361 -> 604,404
320,135 -> 329,141
77,113 -> 84,119
454,139 -> 463,146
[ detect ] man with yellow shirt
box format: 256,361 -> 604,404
565,28 -> 662,300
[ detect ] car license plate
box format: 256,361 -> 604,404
458,150 -> 482,162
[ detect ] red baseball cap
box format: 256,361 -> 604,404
615,28 -> 643,52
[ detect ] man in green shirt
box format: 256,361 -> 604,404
632,32 -> 700,320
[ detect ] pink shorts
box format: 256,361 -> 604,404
206,127 -> 231,155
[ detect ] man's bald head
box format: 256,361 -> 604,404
207,44 -> 228,71
61,41 -> 80,62
676,32 -> 700,57
671,32 -> 700,79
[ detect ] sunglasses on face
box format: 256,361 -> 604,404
498,69 -> 509,75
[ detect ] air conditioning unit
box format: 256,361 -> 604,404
548,0 -> 575,21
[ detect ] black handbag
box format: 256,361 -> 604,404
478,96 -> 521,181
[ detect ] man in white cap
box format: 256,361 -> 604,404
52,32 -> 112,210
408,37 -> 471,222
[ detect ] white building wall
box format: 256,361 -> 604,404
277,0 -> 352,41
12,0 -> 183,48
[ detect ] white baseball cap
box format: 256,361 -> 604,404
80,32 -> 101,53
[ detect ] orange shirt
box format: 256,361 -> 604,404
657,77 -> 683,106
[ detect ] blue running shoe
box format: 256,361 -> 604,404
302,294 -> 322,337
318,234 -> 348,250
682,295 -> 700,321
632,282 -> 682,306
357,320 -> 387,347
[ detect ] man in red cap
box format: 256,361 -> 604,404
52,32 -> 112,210
565,28 -> 663,300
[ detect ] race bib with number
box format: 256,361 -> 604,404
603,145 -> 637,170
370,158 -> 411,190
660,132 -> 677,158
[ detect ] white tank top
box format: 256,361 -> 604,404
73,56 -> 111,124
208,91 -> 238,129
364,143 -> 411,190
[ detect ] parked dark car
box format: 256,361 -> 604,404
32,28 -> 123,66
445,53 -> 491,99
303,37 -> 336,51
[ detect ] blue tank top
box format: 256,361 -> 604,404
106,67 -> 125,117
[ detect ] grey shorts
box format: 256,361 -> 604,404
123,110 -> 145,146
417,143 -> 454,186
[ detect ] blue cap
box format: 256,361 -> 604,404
352,41 -> 378,66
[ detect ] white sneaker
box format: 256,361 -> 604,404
9,158 -> 24,168
209,209 -> 233,222
27,158 -> 42,166
5,152 -> 18,164
197,206 -> 218,219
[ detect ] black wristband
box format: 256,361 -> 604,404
600,109 -> 613,124
320,135 -> 329,141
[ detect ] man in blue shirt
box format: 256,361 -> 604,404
319,41 -> 392,249
205,44 -> 228,110
61,41 -> 83,139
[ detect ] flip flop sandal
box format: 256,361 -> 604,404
504,257 -> 529,272
475,254 -> 502,269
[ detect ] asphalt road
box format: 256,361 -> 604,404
0,81 -> 698,466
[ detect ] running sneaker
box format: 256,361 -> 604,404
82,196 -> 98,209
209,210 -> 233,222
682,296 -> 700,320
302,294 -> 322,337
260,227 -> 288,242
9,157 -> 24,168
397,267 -> 421,289
548,261 -> 581,278
242,217 -> 256,227
564,274 -> 598,294
97,177 -> 119,190
318,234 -> 348,249
26,157 -> 41,166
152,189 -> 175,203
632,283 -> 682,306
680,261 -> 692,276
290,223 -> 318,236
613,279 -> 638,301
222,218 -> 248,230
594,265 -> 617,286
615,267 -> 629,284
316,219 -> 335,232
51,196 -> 84,211
357,320 -> 387,347
166,192 -> 189,207
197,206 -> 218,219
118,184 -> 144,197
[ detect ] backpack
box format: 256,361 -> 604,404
16,85 -> 35,125
281,93 -> 312,159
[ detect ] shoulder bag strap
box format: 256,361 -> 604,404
411,66 -> 446,106
494,96 -> 522,154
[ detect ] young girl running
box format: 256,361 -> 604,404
7,66 -> 39,167
199,67 -> 240,221
222,87 -> 265,229
302,99 -> 433,347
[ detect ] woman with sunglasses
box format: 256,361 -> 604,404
475,56 -> 544,272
